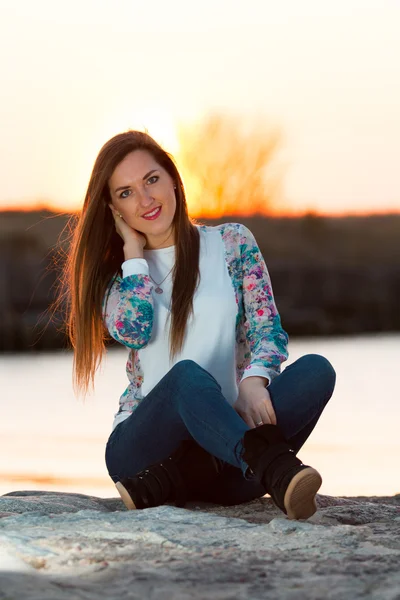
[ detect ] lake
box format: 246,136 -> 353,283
1,333 -> 399,499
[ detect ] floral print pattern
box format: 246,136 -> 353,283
102,222 -> 289,423
102,274 -> 154,348
228,222 -> 289,383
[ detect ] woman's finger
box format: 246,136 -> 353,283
255,405 -> 273,427
247,416 -> 258,428
264,404 -> 277,426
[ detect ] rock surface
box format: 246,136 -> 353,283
0,490 -> 399,599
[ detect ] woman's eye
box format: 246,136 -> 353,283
119,176 -> 158,198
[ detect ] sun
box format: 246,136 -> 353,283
116,105 -> 180,155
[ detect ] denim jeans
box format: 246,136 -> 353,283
105,353 -> 336,506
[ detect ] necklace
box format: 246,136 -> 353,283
149,266 -> 174,294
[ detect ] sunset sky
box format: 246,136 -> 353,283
0,0 -> 399,216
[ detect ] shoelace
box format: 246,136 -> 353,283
123,457 -> 189,509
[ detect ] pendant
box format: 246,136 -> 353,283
155,287 -> 163,294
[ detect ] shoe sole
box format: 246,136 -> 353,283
115,482 -> 137,510
283,467 -> 322,520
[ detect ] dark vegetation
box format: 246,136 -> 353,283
0,209 -> 399,351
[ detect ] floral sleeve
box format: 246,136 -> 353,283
102,273 -> 154,349
239,223 -> 289,386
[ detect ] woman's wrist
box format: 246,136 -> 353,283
123,243 -> 144,260
239,376 -> 269,389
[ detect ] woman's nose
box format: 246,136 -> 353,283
136,187 -> 154,206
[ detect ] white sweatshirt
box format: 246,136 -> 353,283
103,222 -> 289,432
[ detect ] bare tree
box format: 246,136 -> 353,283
175,112 -> 288,218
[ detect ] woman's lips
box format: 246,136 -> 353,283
142,206 -> 162,220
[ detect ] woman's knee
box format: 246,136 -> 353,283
169,359 -> 221,389
299,353 -> 336,396
170,359 -> 200,375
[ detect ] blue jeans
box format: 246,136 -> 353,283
105,354 -> 336,506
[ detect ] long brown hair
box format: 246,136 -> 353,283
52,130 -> 201,397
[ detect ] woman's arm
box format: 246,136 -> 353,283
239,223 -> 289,387
102,258 -> 154,349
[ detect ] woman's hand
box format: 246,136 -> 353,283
108,204 -> 147,249
233,378 -> 277,429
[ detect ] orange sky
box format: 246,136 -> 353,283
0,1 -> 399,217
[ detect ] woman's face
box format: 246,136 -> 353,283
108,149 -> 177,249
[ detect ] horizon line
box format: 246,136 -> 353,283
1,203 -> 399,219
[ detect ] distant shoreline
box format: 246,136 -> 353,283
1,210 -> 399,352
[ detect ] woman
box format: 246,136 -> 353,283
64,130 -> 336,520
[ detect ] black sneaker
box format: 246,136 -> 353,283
116,439 -> 223,510
242,424 -> 322,519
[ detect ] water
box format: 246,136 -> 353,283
1,334 -> 399,499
